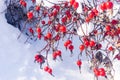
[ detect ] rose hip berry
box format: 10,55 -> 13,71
76,60 -> 82,66
44,66 -> 49,72
98,68 -> 106,76
35,5 -> 40,11
89,40 -> 95,47
70,0 -> 75,5
93,68 -> 100,77
48,68 -> 52,74
27,11 -> 33,20
106,1 -> 113,9
59,25 -> 67,33
36,27 -> 41,34
100,2 -> 107,11
68,44 -> 74,51
106,25 -> 111,31
79,44 -> 85,51
73,2 -> 79,9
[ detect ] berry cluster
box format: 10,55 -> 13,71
6,0 -> 120,80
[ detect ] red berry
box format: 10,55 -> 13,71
61,17 -> 67,23
100,2 -> 107,11
93,30 -> 98,34
37,34 -> 41,39
64,40 -> 72,48
38,58 -> 43,63
35,54 -> 40,60
56,50 -> 62,56
106,25 -> 111,31
111,19 -> 118,25
108,46 -> 114,51
55,35 -> 60,41
44,66 -> 49,72
88,11 -> 95,19
53,10 -> 58,16
99,68 -> 106,76
54,5 -> 60,11
41,20 -> 45,25
93,68 -> 100,76
35,6 -> 40,11
76,60 -> 82,66
27,12 -> 33,20
85,17 -> 91,23
69,45 -> 74,51
36,27 -> 41,34
79,44 -> 85,51
70,0 -> 75,5
73,2 -> 79,9
106,1 -> 113,9
64,42 -> 68,48
52,52 -> 57,59
66,40 -> 72,45
29,28 -> 34,34
84,40 -> 89,47
89,40 -> 95,47
48,68 -> 52,74
21,1 -> 27,7
46,32 -> 52,39
59,25 -> 67,33
92,8 -> 98,16
48,20 -> 52,25
32,0 -> 36,3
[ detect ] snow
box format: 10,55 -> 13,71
0,0 -> 120,80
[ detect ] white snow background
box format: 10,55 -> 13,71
0,0 -> 120,80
